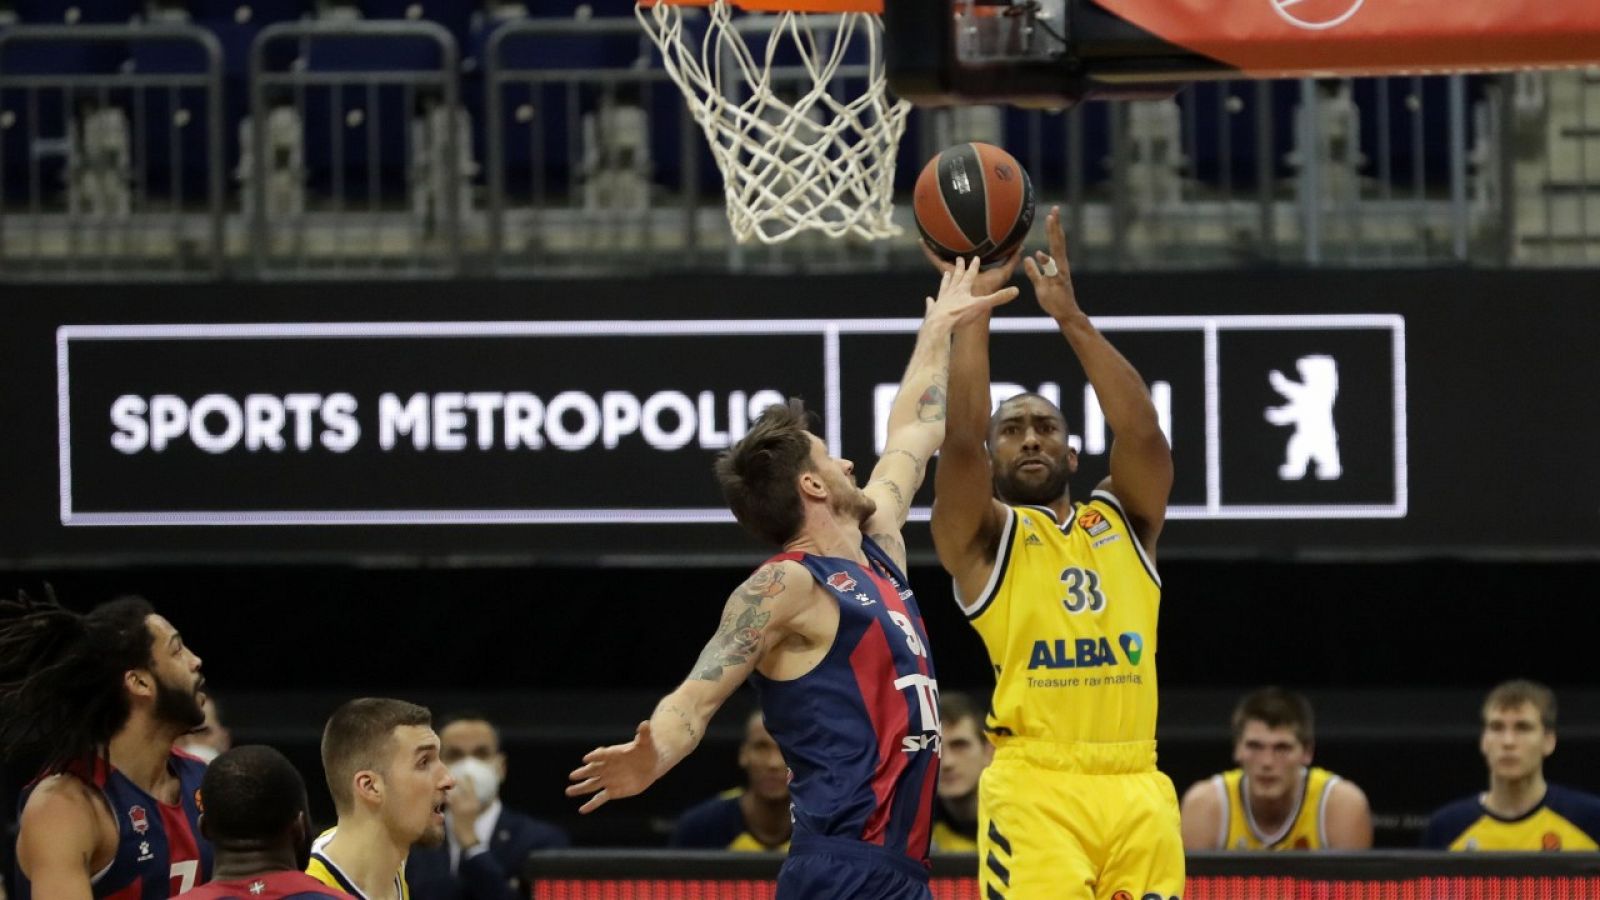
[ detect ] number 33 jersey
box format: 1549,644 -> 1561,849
750,535 -> 941,867
959,491 -> 1163,745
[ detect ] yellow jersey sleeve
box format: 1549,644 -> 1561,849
963,493 -> 1162,744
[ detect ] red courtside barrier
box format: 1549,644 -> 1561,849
528,851 -> 1600,899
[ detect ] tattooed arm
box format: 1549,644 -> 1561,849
566,561 -> 806,813
864,258 -> 1017,566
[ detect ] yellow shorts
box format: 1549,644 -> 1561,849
978,738 -> 1184,900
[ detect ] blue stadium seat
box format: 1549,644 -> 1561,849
0,37 -> 128,76
528,0 -> 638,17
132,85 -> 219,199
13,0 -> 141,23
360,0 -> 473,46
304,30 -> 449,72
0,86 -> 69,203
186,0 -> 311,25
1351,75 -> 1484,189
1181,79 -> 1299,188
127,35 -> 213,74
298,82 -> 417,200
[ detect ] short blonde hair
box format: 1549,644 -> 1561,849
1483,679 -> 1556,730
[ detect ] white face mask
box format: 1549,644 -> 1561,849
180,743 -> 221,764
448,756 -> 500,806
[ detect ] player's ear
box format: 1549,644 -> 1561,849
355,770 -> 382,806
797,470 -> 827,500
292,810 -> 313,870
196,812 -> 213,842
124,668 -> 155,700
1543,729 -> 1557,758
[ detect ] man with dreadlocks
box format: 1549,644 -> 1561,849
0,590 -> 212,899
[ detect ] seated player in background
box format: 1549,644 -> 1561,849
1422,679 -> 1600,850
407,712 -> 567,900
176,695 -> 233,764
1181,687 -> 1371,850
929,694 -> 992,853
1,589 -> 213,898
176,746 -> 348,899
670,710 -> 792,852
307,699 -> 455,900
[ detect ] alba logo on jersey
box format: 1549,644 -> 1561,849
1028,632 -> 1144,670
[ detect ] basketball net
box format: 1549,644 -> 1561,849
637,0 -> 910,244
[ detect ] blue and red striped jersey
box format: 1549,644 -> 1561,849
750,536 -> 942,867
178,870 -> 349,899
16,750 -> 213,899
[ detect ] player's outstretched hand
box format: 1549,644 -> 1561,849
1022,206 -> 1084,322
926,256 -> 1020,330
565,720 -> 661,814
920,242 -> 1023,301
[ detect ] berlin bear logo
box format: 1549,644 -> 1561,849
1264,355 -> 1342,481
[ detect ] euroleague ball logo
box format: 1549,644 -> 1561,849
1270,0 -> 1363,31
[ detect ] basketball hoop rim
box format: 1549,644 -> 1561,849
638,0 -> 883,14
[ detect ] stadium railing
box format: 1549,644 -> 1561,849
0,23 -> 224,280
1,17 -> 1598,278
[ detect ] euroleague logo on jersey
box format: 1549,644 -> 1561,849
1270,0 -> 1363,31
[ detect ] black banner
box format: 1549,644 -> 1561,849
3,270 -> 1596,564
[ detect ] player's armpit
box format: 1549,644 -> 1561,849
16,779 -> 102,900
686,561 -> 802,685
1178,779 -> 1223,851
1323,780 -> 1374,849
1095,469 -> 1169,563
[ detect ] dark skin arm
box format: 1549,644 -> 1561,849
1023,207 -> 1172,559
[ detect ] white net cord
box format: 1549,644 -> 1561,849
638,1 -> 911,243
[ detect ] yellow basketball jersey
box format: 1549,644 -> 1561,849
1216,766 -> 1341,850
960,492 -> 1162,746
306,828 -> 411,900
1424,785 -> 1600,851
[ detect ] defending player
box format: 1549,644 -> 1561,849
567,259 -> 1017,899
0,589 -> 212,899
929,207 -> 1183,899
178,746 -> 349,899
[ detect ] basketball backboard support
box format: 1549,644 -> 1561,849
884,0 -> 1600,108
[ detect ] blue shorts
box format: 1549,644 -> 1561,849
776,834 -> 932,900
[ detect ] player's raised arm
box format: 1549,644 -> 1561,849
1023,205 -> 1172,558
863,258 -> 1017,567
929,250 -> 1021,598
566,560 -> 807,814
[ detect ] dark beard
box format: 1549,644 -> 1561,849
993,465 -> 1071,507
153,677 -> 206,731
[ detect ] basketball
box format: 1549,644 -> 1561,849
913,142 -> 1036,266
